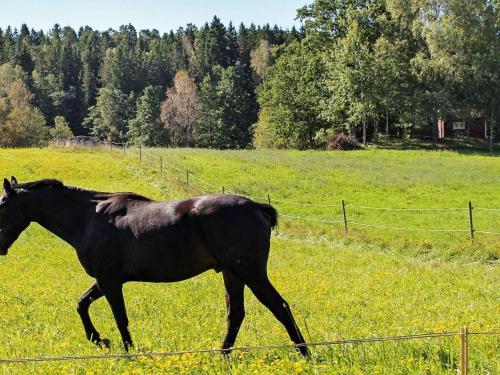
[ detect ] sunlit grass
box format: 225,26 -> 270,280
144,147 -> 500,262
0,147 -> 498,374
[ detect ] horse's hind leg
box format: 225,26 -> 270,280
76,282 -> 109,348
247,276 -> 309,356
221,270 -> 246,354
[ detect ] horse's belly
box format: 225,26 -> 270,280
127,264 -> 214,283
122,243 -> 218,283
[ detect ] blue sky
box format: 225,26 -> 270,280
0,0 -> 308,32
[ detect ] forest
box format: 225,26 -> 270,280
0,0 -> 498,149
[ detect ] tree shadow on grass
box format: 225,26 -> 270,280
370,137 -> 500,157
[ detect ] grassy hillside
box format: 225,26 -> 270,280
144,147 -> 500,262
0,148 -> 498,374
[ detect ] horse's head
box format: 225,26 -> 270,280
0,177 -> 29,255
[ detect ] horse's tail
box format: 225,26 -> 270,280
257,202 -> 278,229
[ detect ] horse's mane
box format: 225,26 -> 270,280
16,179 -> 152,201
17,179 -> 64,190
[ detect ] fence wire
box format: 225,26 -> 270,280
346,205 -> 468,212
475,230 -> 500,235
71,144 -> 500,237
348,221 -> 470,233
0,330 -> 497,364
280,214 -> 344,224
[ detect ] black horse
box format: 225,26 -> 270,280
0,177 -> 309,356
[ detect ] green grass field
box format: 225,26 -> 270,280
144,147 -> 500,262
0,147 -> 498,374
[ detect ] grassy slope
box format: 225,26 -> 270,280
0,148 -> 497,374
146,147 -> 500,262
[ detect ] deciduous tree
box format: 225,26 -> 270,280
160,70 -> 200,147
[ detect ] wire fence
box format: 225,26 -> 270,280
27,142 -> 499,372
58,141 -> 500,239
346,205 -> 469,211
0,328 -> 497,373
136,145 -> 500,239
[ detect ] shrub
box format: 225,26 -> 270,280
50,116 -> 74,140
326,134 -> 363,151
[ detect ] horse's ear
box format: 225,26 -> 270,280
3,179 -> 15,196
10,176 -> 18,186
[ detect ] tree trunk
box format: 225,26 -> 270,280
362,117 -> 367,146
373,119 -> 378,143
432,117 -> 438,146
385,109 -> 389,139
491,101 -> 495,153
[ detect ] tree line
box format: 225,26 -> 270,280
0,18 -> 301,148
0,0 -> 498,150
256,0 -> 499,148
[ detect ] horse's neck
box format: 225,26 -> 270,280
22,188 -> 97,248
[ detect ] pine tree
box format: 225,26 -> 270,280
191,16 -> 229,82
101,24 -> 143,95
128,85 -> 166,146
83,86 -> 131,142
79,27 -> 101,109
198,64 -> 255,149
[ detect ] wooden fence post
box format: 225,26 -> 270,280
160,156 -> 163,174
460,326 -> 469,375
468,202 -> 474,240
342,200 -> 348,234
222,186 -> 225,193
186,170 -> 190,185
139,145 -> 142,163
123,144 -> 126,156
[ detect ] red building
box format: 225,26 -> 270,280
438,117 -> 487,139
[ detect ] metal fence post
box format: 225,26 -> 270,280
222,186 -> 225,193
267,194 -> 271,205
186,170 -> 189,185
342,200 -> 348,234
139,145 -> 142,163
468,202 -> 474,240
460,326 -> 469,375
160,156 -> 163,174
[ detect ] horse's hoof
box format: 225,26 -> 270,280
99,338 -> 111,349
123,341 -> 134,352
299,346 -> 310,358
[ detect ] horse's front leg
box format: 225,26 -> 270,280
97,279 -> 133,351
77,282 -> 109,348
